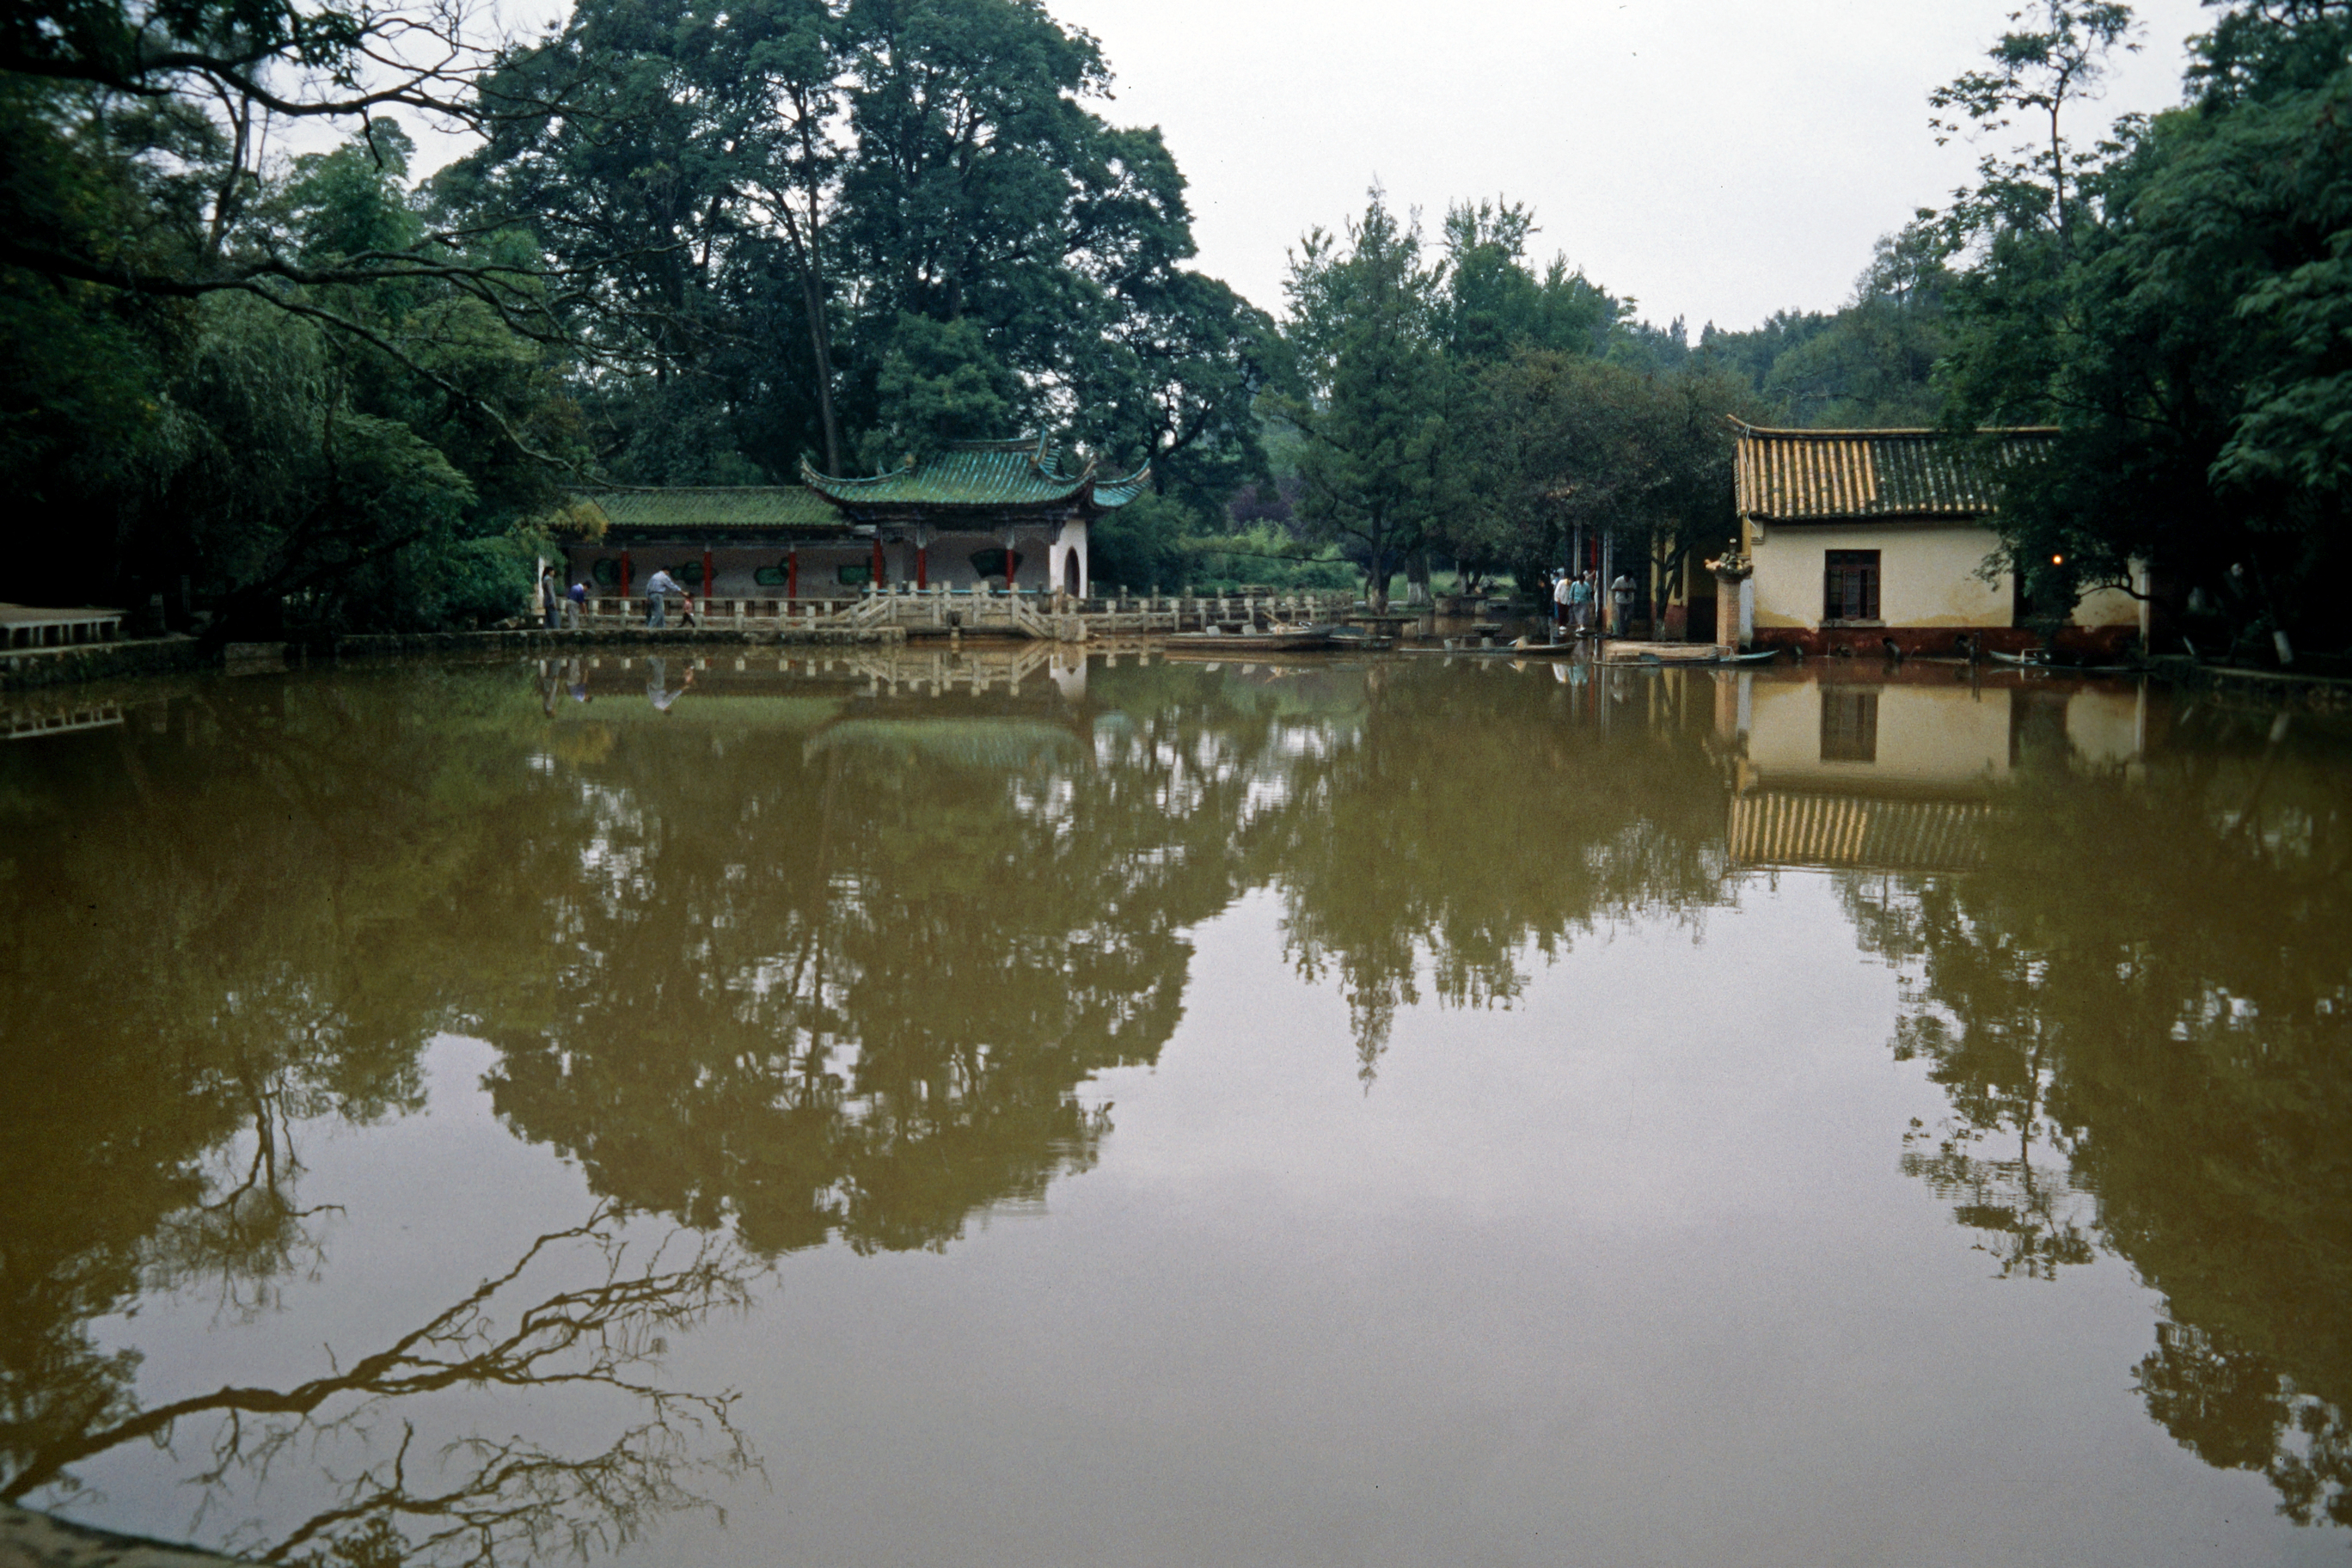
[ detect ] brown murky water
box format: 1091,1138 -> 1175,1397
1,649 -> 2345,1567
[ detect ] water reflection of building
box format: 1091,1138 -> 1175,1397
1718,667 -> 2147,873
548,644 -> 1094,710
1,697 -> 124,742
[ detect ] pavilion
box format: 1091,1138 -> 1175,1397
560,437 -> 1148,602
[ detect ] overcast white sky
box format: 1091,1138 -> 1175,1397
1050,0 -> 2214,333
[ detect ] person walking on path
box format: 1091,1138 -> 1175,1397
645,567 -> 681,628
567,579 -> 586,630
538,567 -> 561,630
1569,572 -> 1594,634
1609,571 -> 1636,638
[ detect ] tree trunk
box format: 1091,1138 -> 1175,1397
1405,548 -> 1431,607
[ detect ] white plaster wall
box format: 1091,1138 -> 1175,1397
2073,579 -> 2141,628
569,529 -> 1081,597
919,532 -> 1054,590
1062,518 -> 1089,597
1750,521 -> 2012,629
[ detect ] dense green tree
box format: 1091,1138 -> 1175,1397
1932,0 -> 2352,654
1,0 -> 590,630
451,0 -> 1271,499
1270,190 -> 1449,610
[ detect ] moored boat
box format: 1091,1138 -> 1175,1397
1162,627 -> 1338,652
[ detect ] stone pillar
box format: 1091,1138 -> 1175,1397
1711,556 -> 1753,652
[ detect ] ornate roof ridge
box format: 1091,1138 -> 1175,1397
799,435 -> 1147,511
585,483 -> 816,493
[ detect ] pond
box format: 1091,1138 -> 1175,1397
1,648 -> 2346,1567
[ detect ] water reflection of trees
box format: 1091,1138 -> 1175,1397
0,671 -> 762,1564
479,660 -> 1312,1256
1842,703 -> 2352,1529
9,657 -> 2351,1553
0,658 -> 1379,1559
1260,662 -> 1732,1077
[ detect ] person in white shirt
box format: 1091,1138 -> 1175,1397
645,568 -> 681,628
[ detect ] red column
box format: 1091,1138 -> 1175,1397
702,547 -> 714,603
620,549 -> 632,599
787,548 -> 798,599
1004,546 -> 1016,593
872,536 -> 885,587
916,545 -> 928,590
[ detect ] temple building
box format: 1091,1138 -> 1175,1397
1730,421 -> 2144,655
560,437 -> 1148,601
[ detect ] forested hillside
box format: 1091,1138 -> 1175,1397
4,0 -> 2349,650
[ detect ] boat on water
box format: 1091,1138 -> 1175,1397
1162,627 -> 1338,652
1989,648 -> 2137,674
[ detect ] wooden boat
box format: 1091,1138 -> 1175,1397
1989,648 -> 2136,674
1162,627 -> 1338,652
1713,648 -> 1784,666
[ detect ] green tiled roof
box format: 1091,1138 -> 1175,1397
1732,420 -> 2057,522
582,487 -> 844,532
802,436 -> 1148,513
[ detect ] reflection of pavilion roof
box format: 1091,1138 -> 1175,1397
1730,420 -> 2055,523
804,719 -> 1082,770
1730,790 -> 1991,873
801,437 -> 1149,518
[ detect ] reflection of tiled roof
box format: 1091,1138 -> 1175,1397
585,487 -> 844,532
1731,420 -> 2055,522
1729,791 -> 1990,873
802,436 -> 1148,513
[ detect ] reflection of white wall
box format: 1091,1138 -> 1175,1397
1748,678 -> 2014,786
1749,677 -> 2148,784
1750,521 -> 2012,628
2066,686 -> 2144,769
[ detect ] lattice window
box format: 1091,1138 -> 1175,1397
1824,549 -> 1881,622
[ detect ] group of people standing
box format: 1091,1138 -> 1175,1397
1551,569 -> 1638,639
536,567 -> 585,629
533,565 -> 702,628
